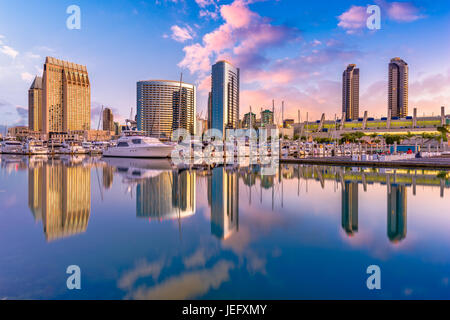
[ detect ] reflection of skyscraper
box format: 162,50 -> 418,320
341,182 -> 358,235
28,166 -> 44,221
209,168 -> 239,239
387,184 -> 407,243
102,166 -> 114,190
28,163 -> 91,241
136,171 -> 196,220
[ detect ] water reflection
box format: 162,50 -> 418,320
1,153 -> 450,299
342,182 -> 358,236
16,154 -> 450,244
208,168 -> 239,240
27,159 -> 90,241
387,184 -> 407,243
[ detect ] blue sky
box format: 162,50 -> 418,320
0,0 -> 449,129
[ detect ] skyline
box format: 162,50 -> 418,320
1,0 -> 450,130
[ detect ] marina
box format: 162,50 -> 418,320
0,154 -> 449,299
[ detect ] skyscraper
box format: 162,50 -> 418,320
342,64 -> 360,121
28,76 -> 43,132
388,58 -> 409,118
136,80 -> 196,138
42,57 -> 91,134
211,60 -> 240,135
102,108 -> 114,132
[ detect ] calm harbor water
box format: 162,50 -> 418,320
0,154 -> 449,300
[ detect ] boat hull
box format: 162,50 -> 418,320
103,145 -> 174,158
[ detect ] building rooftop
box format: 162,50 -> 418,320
29,76 -> 43,90
45,56 -> 87,72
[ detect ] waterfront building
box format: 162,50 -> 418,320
341,181 -> 358,235
389,58 -> 409,118
387,184 -> 407,243
211,61 -> 240,135
137,80 -> 196,139
261,109 -> 274,127
342,64 -> 360,121
103,108 -> 114,132
28,76 -> 43,132
243,112 -> 256,129
42,57 -> 91,134
283,119 -> 295,128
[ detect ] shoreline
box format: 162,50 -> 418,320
280,156 -> 450,170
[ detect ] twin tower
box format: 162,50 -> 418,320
342,58 -> 408,121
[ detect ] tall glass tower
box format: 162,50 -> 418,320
342,64 -> 360,121
389,58 -> 409,118
211,61 -> 240,135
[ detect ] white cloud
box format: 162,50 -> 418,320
0,45 -> 19,59
20,72 -> 34,82
170,25 -> 194,42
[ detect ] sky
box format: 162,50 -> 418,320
0,0 -> 449,130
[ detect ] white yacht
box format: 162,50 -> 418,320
82,141 -> 103,155
103,132 -> 175,158
1,137 -> 23,154
22,140 -> 48,155
60,141 -> 88,155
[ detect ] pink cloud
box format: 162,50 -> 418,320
178,0 -> 300,75
220,0 -> 257,28
338,1 -> 425,33
381,1 -> 425,22
337,5 -> 367,33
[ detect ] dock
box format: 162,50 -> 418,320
280,155 -> 450,169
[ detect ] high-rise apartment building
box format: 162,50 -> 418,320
243,112 -> 256,129
136,80 -> 196,139
28,76 -> 43,132
388,57 -> 409,118
342,64 -> 360,121
261,109 -> 274,127
42,57 -> 90,134
211,61 -> 240,135
102,108 -> 114,132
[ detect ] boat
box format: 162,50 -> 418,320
0,137 -> 23,154
60,141 -> 88,155
22,140 -> 48,155
82,141 -> 103,155
103,131 -> 175,158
